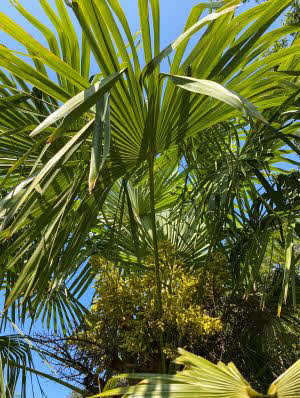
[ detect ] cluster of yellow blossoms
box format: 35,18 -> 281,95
75,242 -> 228,372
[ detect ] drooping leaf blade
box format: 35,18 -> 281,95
29,68 -> 127,140
89,93 -> 111,193
161,73 -> 268,123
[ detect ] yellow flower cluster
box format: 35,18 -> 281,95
74,242 -> 226,372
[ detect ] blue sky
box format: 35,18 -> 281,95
0,0 -> 288,397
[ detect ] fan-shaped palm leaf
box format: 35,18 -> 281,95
93,348 -> 300,398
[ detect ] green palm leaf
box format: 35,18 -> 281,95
93,349 -> 300,398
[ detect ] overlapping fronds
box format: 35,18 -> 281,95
0,0 -> 299,331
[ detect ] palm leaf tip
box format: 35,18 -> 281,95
268,359 -> 300,398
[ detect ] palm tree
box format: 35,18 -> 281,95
0,0 -> 299,390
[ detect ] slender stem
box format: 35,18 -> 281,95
148,155 -> 165,373
123,179 -> 142,267
148,156 -> 162,310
